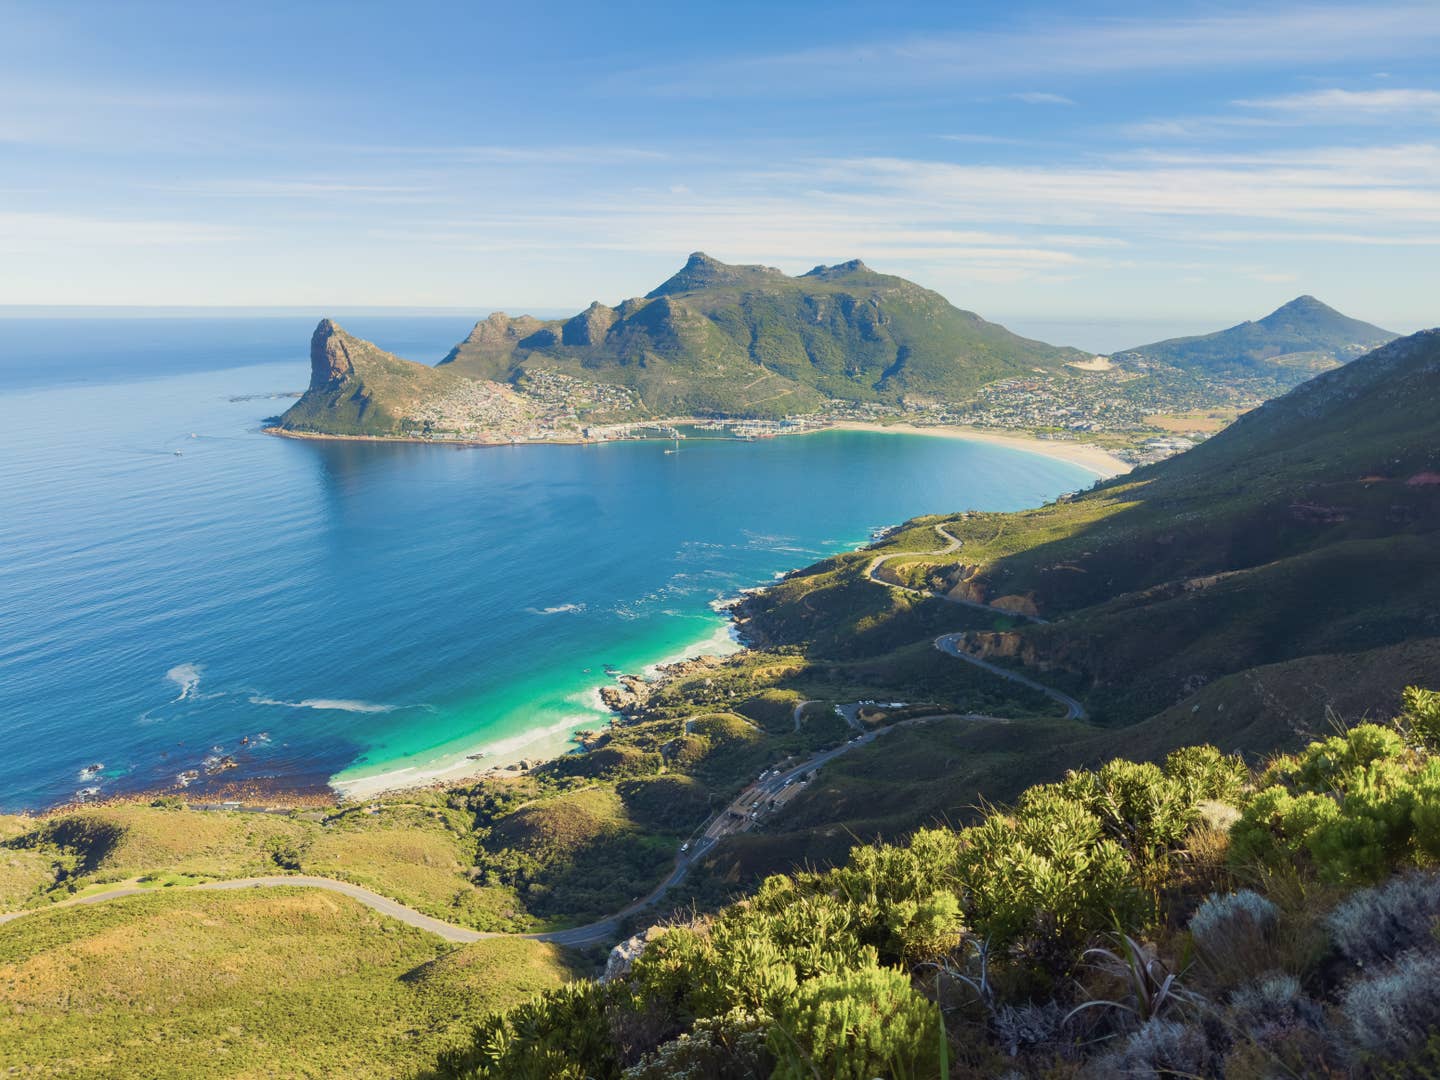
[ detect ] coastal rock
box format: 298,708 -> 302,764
310,319 -> 358,389
599,674 -> 652,715
602,925 -> 665,982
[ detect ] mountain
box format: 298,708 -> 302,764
276,320 -> 533,438
748,327 -> 1440,747
1114,295 -> 1397,382
278,254 -> 1082,436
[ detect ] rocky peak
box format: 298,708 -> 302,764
562,301 -> 619,347
464,312 -> 548,347
645,251 -> 786,298
309,319 -> 358,390
801,259 -> 873,280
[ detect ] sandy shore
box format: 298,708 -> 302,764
823,422 -> 1131,478
267,421 -> 1131,478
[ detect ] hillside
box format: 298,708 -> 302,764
278,254 -> 1083,436
1114,294 -> 1396,384
440,253 -> 1080,413
276,320 -> 535,438
748,328 -> 1440,742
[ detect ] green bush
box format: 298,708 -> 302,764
1231,724 -> 1440,883
767,964 -> 942,1080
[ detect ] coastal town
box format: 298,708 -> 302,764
382,352 -> 1272,466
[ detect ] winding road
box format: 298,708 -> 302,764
1,524 -> 1088,950
864,523 -> 1084,719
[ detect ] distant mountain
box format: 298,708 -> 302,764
1114,295 -> 1396,383
278,254 -> 1082,437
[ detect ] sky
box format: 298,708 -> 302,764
1,0 -> 1437,335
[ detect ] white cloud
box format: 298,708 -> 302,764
1012,92 -> 1075,106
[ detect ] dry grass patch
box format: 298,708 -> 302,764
0,886 -> 580,1079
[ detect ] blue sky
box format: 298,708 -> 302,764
2,0 -> 1437,335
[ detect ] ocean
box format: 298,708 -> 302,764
0,316 -> 1096,810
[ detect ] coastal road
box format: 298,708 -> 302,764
863,522 -> 1084,718
935,633 -> 1087,721
864,523 -> 1048,625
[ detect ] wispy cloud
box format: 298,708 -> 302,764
0,212 -> 242,250
612,4 -> 1440,97
1236,87 -> 1440,116
1012,92 -> 1075,106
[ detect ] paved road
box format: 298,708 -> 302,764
865,523 -> 1048,625
863,522 -> 1084,720
934,633 -> 1087,721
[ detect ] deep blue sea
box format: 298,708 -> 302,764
0,316 -> 1096,810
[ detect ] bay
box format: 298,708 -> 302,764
0,317 -> 1095,810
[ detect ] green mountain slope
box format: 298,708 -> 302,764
442,253 -> 1079,414
748,328 -> 1440,739
1115,294 -> 1396,382
280,254 -> 1084,435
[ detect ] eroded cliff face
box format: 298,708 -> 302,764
309,319 -> 358,389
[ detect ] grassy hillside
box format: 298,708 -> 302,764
0,887 -> 579,1079
1115,294 -> 1396,383
748,329 -> 1440,741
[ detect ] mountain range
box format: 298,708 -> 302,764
277,254 -> 1396,439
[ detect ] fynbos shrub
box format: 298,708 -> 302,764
1326,871 -> 1440,967
1189,890 -> 1279,984
1340,949 -> 1440,1058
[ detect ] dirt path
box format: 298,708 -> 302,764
0,713 -> 951,949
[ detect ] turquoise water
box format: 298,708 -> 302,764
0,318 -> 1096,810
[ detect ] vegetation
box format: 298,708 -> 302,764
434,689 -> 1440,1078
0,887 -> 580,1079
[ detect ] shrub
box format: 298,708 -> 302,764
436,980 -> 619,1080
1339,949 -> 1440,1059
1326,871 -> 1440,968
991,1000 -> 1070,1059
767,964 -> 941,1080
1094,1017 -> 1211,1078
1189,890 -> 1280,985
956,792 -> 1142,956
1399,686 -> 1440,751
1231,723 -> 1437,884
621,1009 -> 771,1079
1226,973 -> 1321,1043
1165,745 -> 1249,805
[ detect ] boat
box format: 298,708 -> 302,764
466,751 -> 489,761
173,449 -> 183,456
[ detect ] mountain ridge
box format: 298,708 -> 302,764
278,254 -> 1085,436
